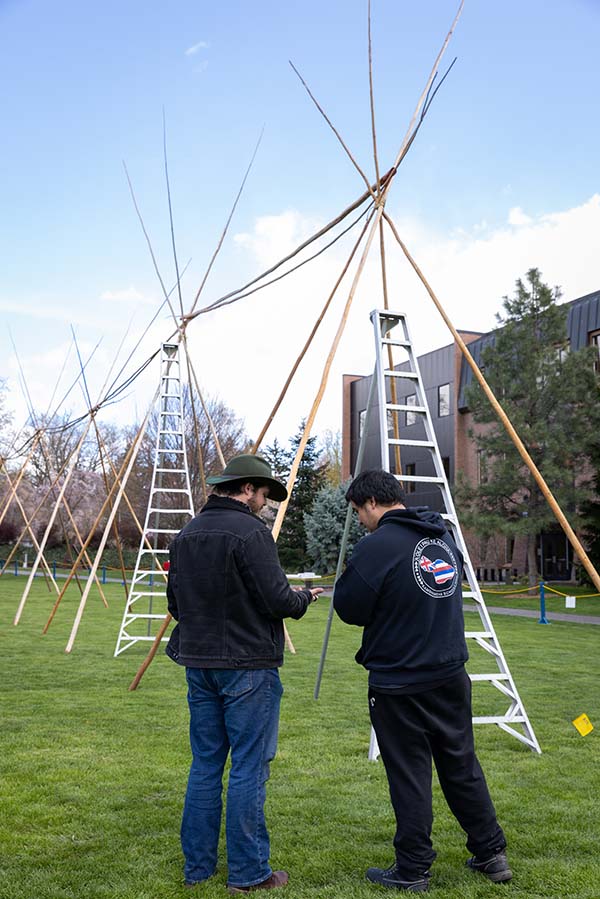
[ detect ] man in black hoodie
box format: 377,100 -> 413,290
166,454 -> 322,893
334,470 -> 510,893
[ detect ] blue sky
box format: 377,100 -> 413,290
1,0 -> 599,446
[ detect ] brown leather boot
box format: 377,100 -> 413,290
227,871 -> 289,893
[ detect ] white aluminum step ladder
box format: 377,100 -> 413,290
367,309 -> 540,755
114,343 -> 194,656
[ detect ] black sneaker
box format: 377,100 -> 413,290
466,851 -> 512,883
366,863 -> 430,892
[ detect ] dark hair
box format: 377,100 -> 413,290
212,478 -> 271,497
345,470 -> 406,507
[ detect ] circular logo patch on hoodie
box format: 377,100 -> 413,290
412,537 -> 459,598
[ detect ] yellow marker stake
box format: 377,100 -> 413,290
572,714 -> 594,736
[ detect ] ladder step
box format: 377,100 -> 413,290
155,467 -> 188,473
133,568 -> 168,574
151,488 -> 191,494
465,631 -> 494,639
127,592 -> 167,599
149,508 -> 193,515
118,635 -> 170,643
473,715 -> 526,725
124,612 -> 167,620
386,403 -> 427,413
381,338 -> 412,348
397,475 -> 446,484
388,438 -> 436,448
384,370 -> 419,380
469,673 -> 510,681
139,548 -> 169,554
144,528 -> 180,534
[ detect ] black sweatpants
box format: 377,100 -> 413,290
368,669 -> 506,877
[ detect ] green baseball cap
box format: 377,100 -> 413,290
206,454 -> 288,502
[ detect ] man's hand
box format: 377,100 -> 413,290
309,588 -> 323,602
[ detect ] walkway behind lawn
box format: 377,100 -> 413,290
464,604 -> 600,625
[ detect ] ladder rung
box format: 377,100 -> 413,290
388,439 -> 435,448
151,488 -> 191,493
118,635 -> 169,643
465,631 -> 494,639
158,449 -> 184,454
386,403 -> 427,413
145,528 -> 180,534
155,467 -> 188,473
133,567 -> 168,573
149,508 -> 193,515
381,338 -> 411,348
139,548 -> 169,554
397,475 -> 446,484
133,572 -> 168,579
469,673 -> 510,681
473,715 -> 526,725
123,614 -> 169,621
384,370 -> 419,379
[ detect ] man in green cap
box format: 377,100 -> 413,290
166,454 -> 322,893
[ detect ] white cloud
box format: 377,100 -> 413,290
508,206 -> 532,226
234,210 -> 323,267
185,41 -> 209,56
100,286 -> 153,304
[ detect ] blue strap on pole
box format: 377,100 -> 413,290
538,581 -> 550,624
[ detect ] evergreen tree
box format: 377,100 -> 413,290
455,268 -> 600,584
579,439 -> 600,584
261,438 -> 290,483
304,480 -> 364,573
276,422 -> 327,571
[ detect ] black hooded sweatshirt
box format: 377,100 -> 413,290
334,508 -> 468,690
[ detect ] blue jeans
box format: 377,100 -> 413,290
181,667 -> 283,887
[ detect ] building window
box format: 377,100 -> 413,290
438,383 -> 450,417
590,330 -> 600,374
404,462 -> 416,493
405,394 -> 417,426
387,408 -> 400,437
506,536 -> 515,565
358,409 -> 366,437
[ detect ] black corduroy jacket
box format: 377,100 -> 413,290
165,495 -> 312,668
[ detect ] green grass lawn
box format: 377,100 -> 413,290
1,577 -> 598,898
